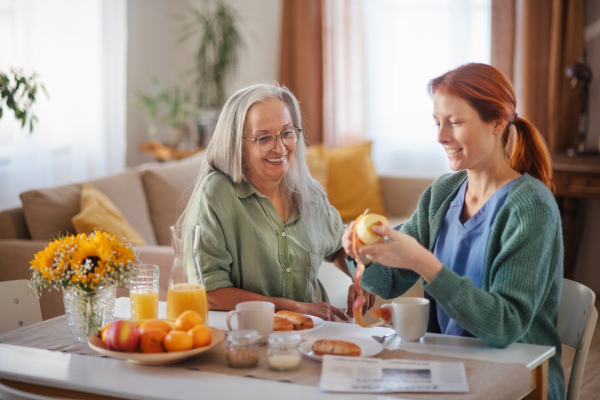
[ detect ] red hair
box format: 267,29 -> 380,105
428,63 -> 553,191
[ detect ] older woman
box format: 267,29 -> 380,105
179,83 -> 353,321
343,63 -> 564,398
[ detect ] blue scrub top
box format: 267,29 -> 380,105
433,176 -> 520,337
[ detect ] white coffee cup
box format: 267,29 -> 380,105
382,297 -> 430,342
226,301 -> 275,344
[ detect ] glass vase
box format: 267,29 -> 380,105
166,225 -> 208,324
62,285 -> 116,343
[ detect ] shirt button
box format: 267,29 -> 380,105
286,268 -> 291,273
281,232 -> 287,237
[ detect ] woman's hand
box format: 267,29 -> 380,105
341,222 -> 357,257
296,302 -> 348,322
342,222 -> 371,265
359,225 -> 443,282
346,285 -> 376,317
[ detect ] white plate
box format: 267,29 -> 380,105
299,337 -> 383,362
88,327 -> 225,365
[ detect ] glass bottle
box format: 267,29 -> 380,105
267,332 -> 301,371
226,329 -> 260,368
166,225 -> 208,324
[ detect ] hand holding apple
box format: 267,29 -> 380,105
354,213 -> 389,245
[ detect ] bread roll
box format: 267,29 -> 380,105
273,316 -> 293,331
311,339 -> 361,357
275,311 -> 314,330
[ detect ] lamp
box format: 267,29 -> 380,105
565,52 -> 593,154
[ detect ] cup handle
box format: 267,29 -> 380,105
382,303 -> 394,328
226,310 -> 239,331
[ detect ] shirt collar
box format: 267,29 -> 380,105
233,179 -> 263,199
233,179 -> 301,225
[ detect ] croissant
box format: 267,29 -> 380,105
275,310 -> 314,330
273,316 -> 293,331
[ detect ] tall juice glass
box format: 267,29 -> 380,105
166,225 -> 208,324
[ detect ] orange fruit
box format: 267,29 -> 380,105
174,310 -> 203,331
188,325 -> 212,348
140,328 -> 167,353
164,330 -> 194,352
138,319 -> 173,335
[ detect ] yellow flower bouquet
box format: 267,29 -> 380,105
30,230 -> 140,342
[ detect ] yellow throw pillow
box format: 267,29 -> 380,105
306,144 -> 328,192
72,184 -> 147,246
326,142 -> 385,221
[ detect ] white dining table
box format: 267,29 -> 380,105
0,298 -> 555,400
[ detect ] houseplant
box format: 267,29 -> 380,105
134,78 -> 199,148
0,67 -> 48,133
179,0 -> 245,145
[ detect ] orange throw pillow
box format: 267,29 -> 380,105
325,142 -> 385,221
306,144 -> 329,192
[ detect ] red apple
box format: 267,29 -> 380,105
104,320 -> 141,352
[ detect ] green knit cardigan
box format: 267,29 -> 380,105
349,171 -> 565,399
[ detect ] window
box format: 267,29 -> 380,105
0,0 -> 127,210
364,0 -> 491,177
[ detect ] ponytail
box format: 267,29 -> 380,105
508,117 -> 554,192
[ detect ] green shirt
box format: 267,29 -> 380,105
192,171 -> 344,303
348,171 -> 564,400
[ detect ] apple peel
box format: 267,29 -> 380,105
351,212 -> 392,327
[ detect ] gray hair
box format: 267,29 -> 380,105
179,82 -> 333,253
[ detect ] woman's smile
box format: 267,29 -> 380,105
265,154 -> 287,163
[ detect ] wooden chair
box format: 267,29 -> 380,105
558,278 -> 598,400
0,280 -> 42,334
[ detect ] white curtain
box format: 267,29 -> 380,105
363,0 -> 491,177
322,0 -> 366,148
0,0 -> 127,210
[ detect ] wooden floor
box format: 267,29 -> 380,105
561,296 -> 600,400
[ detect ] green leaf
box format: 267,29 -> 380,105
0,68 -> 49,133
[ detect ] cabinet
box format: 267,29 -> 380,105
552,154 -> 600,279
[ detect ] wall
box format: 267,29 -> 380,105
573,0 -> 600,293
125,0 -> 282,167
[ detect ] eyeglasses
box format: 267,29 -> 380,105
243,125 -> 301,152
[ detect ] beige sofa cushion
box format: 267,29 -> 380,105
87,170 -> 157,245
21,170 -> 157,245
20,184 -> 82,241
142,152 -> 205,246
72,184 -> 147,246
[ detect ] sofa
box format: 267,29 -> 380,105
0,146 -> 433,321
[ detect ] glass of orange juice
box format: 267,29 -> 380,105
166,225 -> 208,324
129,264 -> 159,320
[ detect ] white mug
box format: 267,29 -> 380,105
226,301 -> 275,344
382,297 -> 430,342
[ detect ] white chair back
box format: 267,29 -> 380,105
557,278 -> 598,400
0,280 -> 42,334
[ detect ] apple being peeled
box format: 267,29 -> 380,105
355,213 -> 389,245
104,320 -> 141,352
